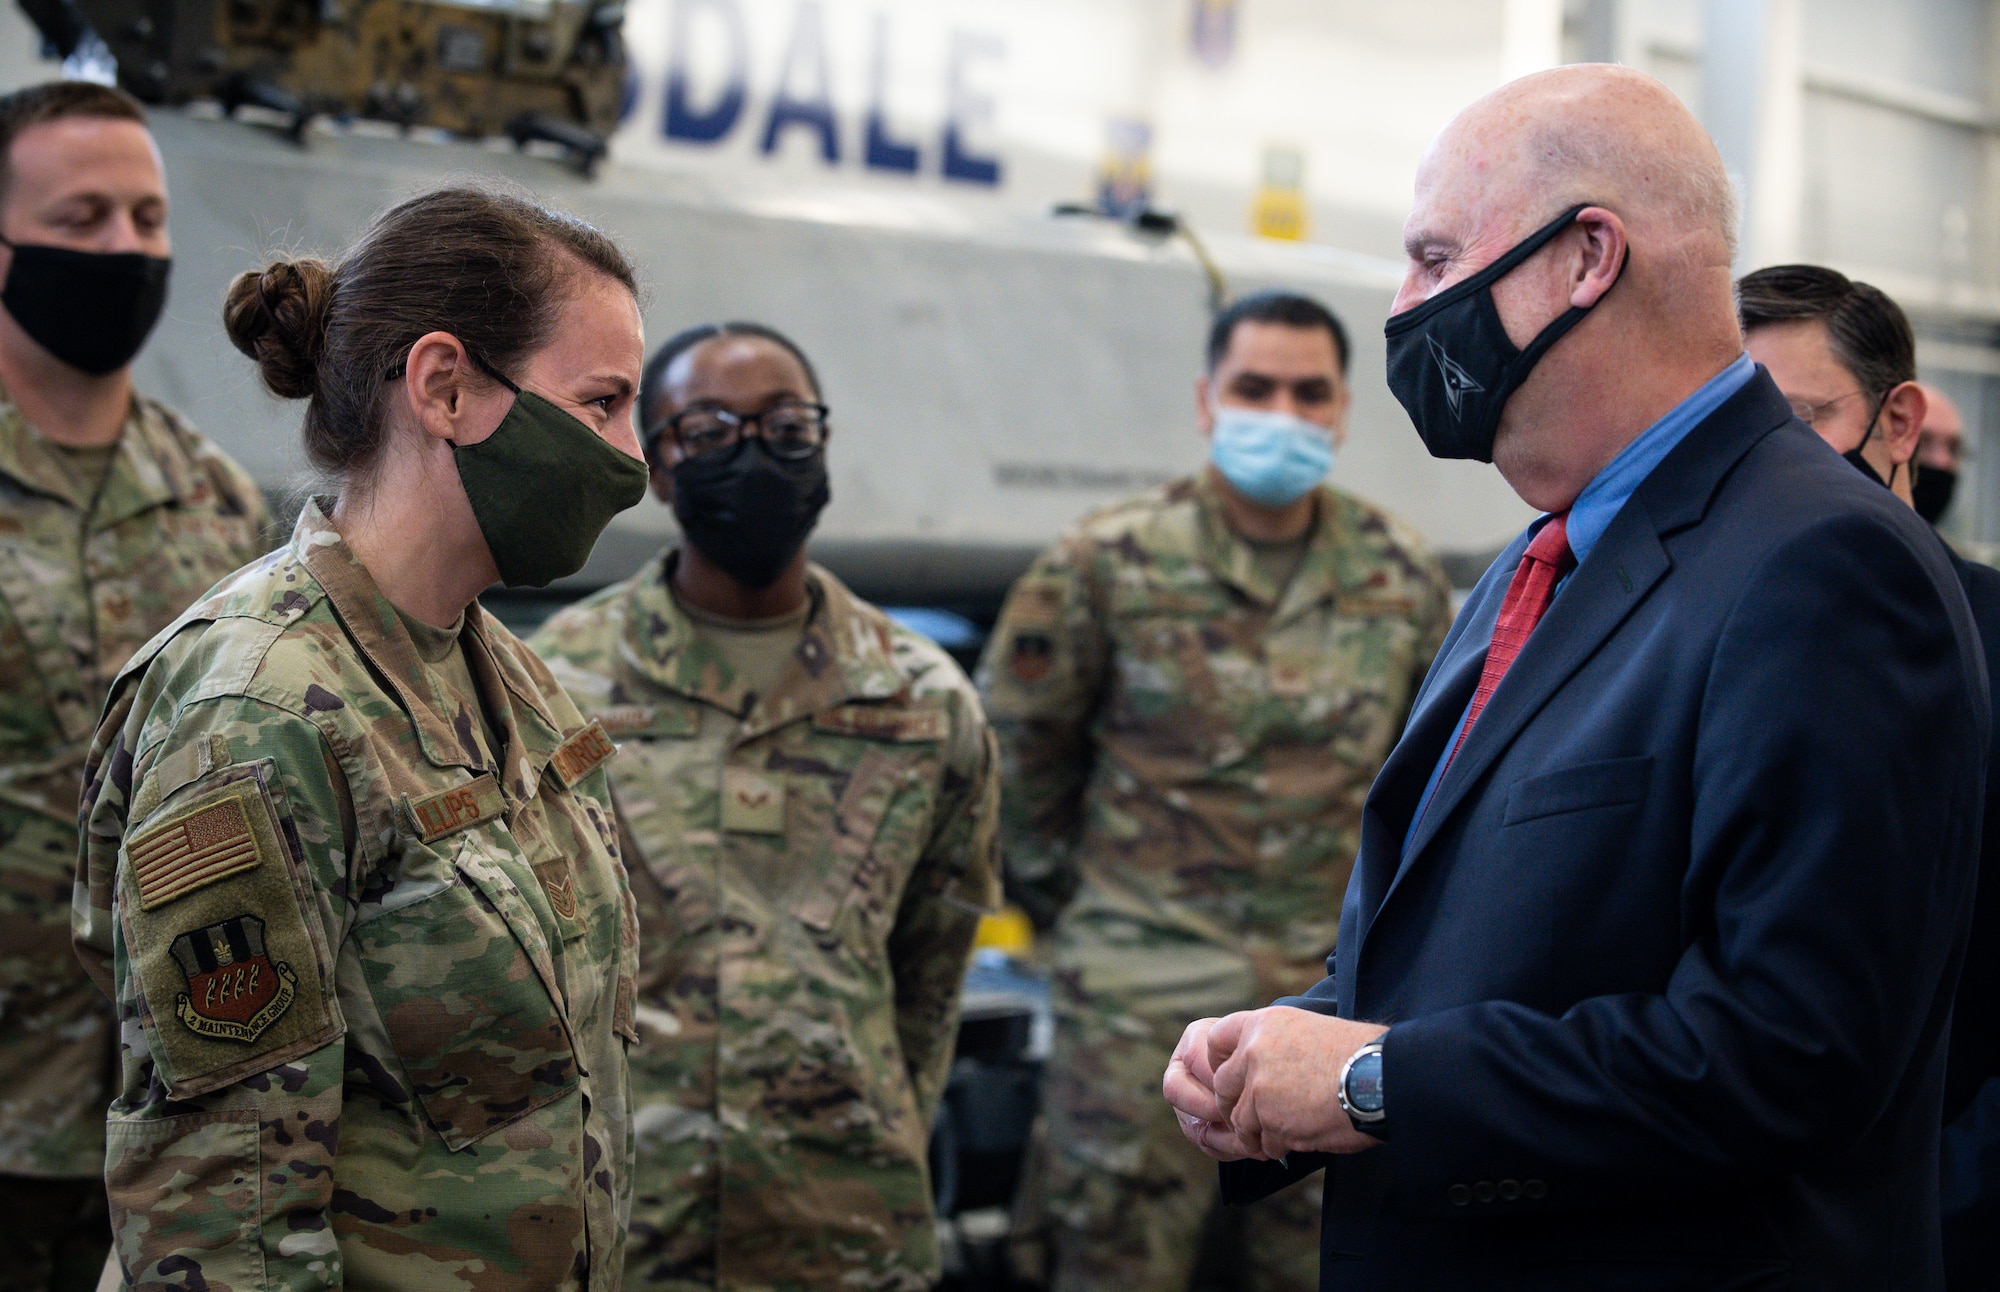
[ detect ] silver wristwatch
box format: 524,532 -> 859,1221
1338,1039 -> 1387,1126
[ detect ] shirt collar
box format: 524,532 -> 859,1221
1190,470 -> 1374,618
1563,352 -> 1756,566
0,384 -> 189,521
620,549 -> 907,734
292,498 -> 562,788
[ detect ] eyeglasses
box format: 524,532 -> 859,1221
648,401 -> 829,461
1788,388 -> 1882,429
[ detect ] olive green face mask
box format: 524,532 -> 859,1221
392,350 -> 650,588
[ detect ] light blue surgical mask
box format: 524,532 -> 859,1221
1208,405 -> 1335,506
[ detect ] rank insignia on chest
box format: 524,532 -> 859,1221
1267,653 -> 1315,697
1010,632 -> 1055,685
168,914 -> 297,1043
721,767 -> 786,834
533,857 -> 579,921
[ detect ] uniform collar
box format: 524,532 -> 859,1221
0,379 -> 192,524
620,548 -> 907,737
96,398 -> 199,530
1190,470 -> 1378,623
293,499 -> 564,792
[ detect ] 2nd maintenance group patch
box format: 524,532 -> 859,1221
169,914 -> 297,1042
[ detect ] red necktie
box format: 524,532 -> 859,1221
1447,512 -> 1574,765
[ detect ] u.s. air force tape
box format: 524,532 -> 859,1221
548,721 -> 616,789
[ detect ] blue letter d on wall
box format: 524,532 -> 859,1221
665,0 -> 748,143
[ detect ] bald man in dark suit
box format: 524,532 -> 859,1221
1164,64 -> 1987,1291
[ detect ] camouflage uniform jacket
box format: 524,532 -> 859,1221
0,388 -> 268,1178
530,552 -> 1001,1292
979,472 -> 1452,991
73,500 -> 640,1290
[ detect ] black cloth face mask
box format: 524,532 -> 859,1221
1915,465 -> 1957,524
671,435 -> 831,589
1384,203 -> 1622,462
0,239 -> 170,375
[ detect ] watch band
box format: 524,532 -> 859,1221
1338,1039 -> 1387,1126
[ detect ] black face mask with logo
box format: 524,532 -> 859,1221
1384,204 -> 1623,462
0,240 -> 171,375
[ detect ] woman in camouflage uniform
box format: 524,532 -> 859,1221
71,187 -> 650,1289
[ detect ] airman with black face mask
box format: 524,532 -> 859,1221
530,323 -> 1001,1292
0,81 -> 269,1292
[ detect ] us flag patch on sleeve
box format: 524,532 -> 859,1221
130,793 -> 264,909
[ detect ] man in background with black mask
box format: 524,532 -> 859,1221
530,322 -> 1001,1292
1164,65 -> 1984,1290
0,81 -> 268,1291
1739,264 -> 2000,1290
1916,384 -> 1966,528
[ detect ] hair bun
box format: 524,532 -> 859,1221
223,257 -> 333,400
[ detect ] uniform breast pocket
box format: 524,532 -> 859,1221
1108,611 -> 1220,750
1291,606 -> 1429,747
0,545 -> 68,742
352,836 -> 576,1150
795,746 -> 936,939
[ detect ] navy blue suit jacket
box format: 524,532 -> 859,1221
1223,371 -> 1989,1290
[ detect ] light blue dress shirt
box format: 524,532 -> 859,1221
1400,353 -> 1757,855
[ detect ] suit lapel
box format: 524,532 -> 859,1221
1344,539 -> 1516,941
1395,516 -> 1671,871
1351,644 -> 1484,925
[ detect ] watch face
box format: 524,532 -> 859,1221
1347,1050 -> 1385,1115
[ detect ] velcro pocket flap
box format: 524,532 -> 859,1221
1502,755 -> 1653,826
353,837 -> 577,1151
796,747 -> 921,932
121,764 -> 342,1100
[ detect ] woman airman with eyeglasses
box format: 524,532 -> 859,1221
528,322 -> 1003,1292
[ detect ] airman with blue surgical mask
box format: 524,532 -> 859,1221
979,291 -> 1453,1292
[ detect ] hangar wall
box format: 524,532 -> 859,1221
5,0 -> 2000,570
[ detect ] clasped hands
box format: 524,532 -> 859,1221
1161,1007 -> 1389,1162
